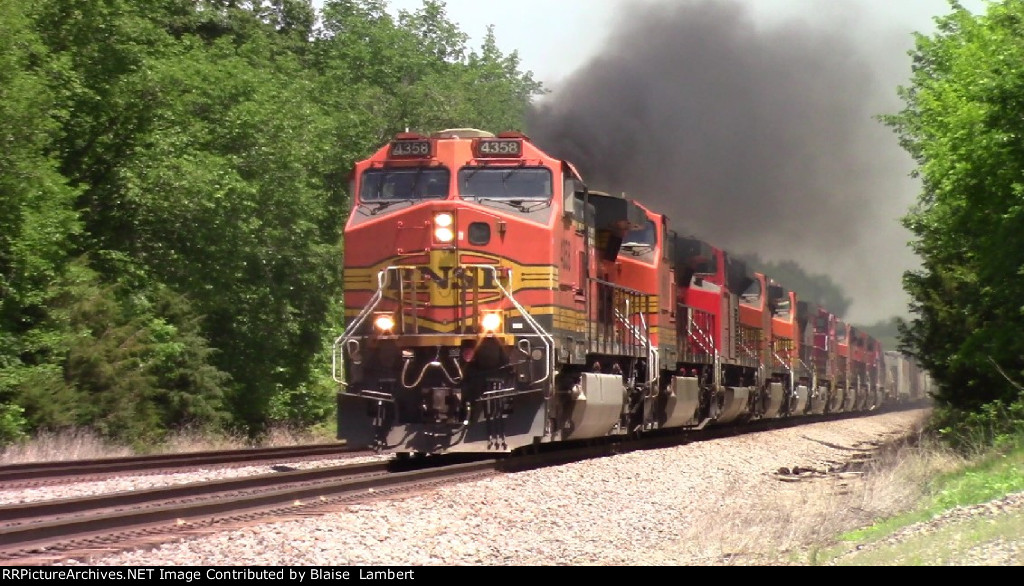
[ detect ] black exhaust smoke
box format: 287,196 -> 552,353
526,0 -> 920,322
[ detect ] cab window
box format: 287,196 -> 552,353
359,167 -> 450,201
458,167 -> 552,200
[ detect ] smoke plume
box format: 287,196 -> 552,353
526,0 -> 922,324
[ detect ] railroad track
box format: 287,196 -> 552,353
0,439 -> 656,565
0,403 -> 927,565
0,444 -> 372,487
0,456 -> 501,565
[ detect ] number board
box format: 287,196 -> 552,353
389,140 -> 432,158
474,139 -> 523,158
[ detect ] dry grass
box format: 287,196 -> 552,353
0,424 -> 337,465
679,422 -> 970,565
151,427 -> 253,455
0,429 -> 135,464
254,424 -> 335,448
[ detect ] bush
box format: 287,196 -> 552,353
0,403 -> 28,446
930,398 -> 1024,454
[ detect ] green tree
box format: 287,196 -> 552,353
313,1 -> 544,150
882,0 -> 1024,418
6,259 -> 233,445
1,0 -> 547,444
456,26 -> 545,132
61,278 -> 230,444
27,0 -> 338,435
112,39 -> 339,430
0,0 -> 81,442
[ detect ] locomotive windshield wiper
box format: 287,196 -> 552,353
501,161 -> 528,184
474,198 -> 550,213
408,166 -> 425,194
356,199 -> 413,216
481,198 -> 528,212
461,165 -> 486,183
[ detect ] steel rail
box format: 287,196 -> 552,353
0,443 -> 361,484
0,459 -> 497,554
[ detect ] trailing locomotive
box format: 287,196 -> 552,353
331,128 -> 928,455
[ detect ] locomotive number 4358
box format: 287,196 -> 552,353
475,139 -> 522,157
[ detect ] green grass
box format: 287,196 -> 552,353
810,443 -> 1024,565
829,511 -> 1024,566
928,450 -> 1024,511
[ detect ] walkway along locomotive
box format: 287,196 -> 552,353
331,128 -> 925,455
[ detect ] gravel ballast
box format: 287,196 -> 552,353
44,409 -> 946,566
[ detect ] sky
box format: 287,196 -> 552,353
313,0 -> 990,325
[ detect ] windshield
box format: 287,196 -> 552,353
623,220 -> 656,248
774,298 -> 791,317
359,167 -> 450,201
458,167 -> 552,200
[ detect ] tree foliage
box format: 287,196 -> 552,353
0,0 -> 81,441
882,0 -> 1024,421
0,0 -> 544,445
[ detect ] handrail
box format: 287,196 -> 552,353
332,264 -> 554,389
686,311 -> 715,355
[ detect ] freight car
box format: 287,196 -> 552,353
884,350 -> 934,404
331,128 -> 922,455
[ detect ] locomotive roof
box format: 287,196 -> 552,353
430,128 -> 496,138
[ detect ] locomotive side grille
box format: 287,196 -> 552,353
772,338 -> 795,370
736,324 -> 763,368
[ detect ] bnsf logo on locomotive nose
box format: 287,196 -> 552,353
388,266 -> 500,291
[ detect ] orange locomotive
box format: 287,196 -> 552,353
332,128 -> 904,455
769,283 -> 812,416
333,128 -> 677,454
673,245 -> 822,424
674,239 -> 760,424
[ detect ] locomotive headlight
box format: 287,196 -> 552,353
434,212 -> 454,228
433,213 -> 455,243
373,313 -> 396,333
434,226 -> 455,242
480,311 -> 502,333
